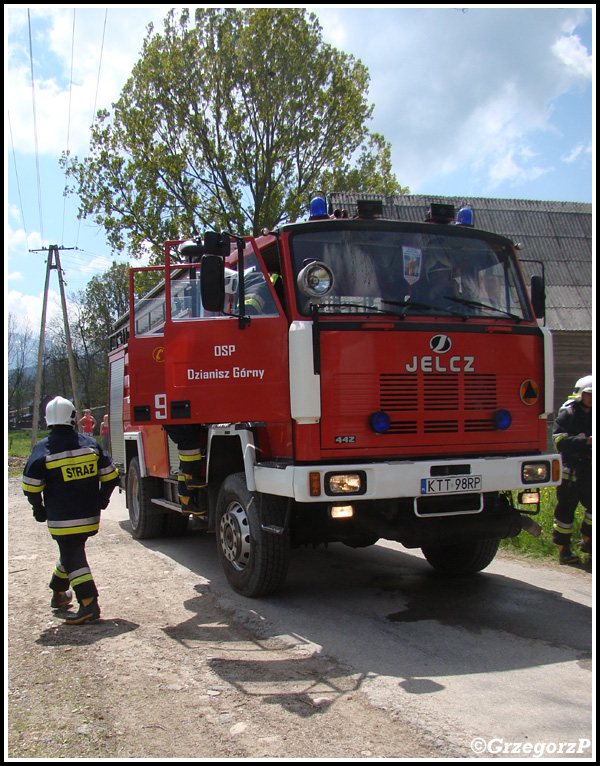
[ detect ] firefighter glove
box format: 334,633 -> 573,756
32,505 -> 47,523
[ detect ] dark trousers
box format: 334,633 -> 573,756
552,478 -> 592,546
163,425 -> 204,498
49,533 -> 98,602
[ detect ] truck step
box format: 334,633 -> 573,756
151,498 -> 186,514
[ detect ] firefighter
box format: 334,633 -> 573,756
162,424 -> 206,515
552,375 -> 592,564
424,254 -> 460,311
22,396 -> 119,624
244,269 -> 280,315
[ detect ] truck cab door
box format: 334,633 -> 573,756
162,252 -> 290,425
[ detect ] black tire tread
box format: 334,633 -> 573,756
216,472 -> 290,597
421,538 -> 500,575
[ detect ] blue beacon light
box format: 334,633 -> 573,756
456,205 -> 474,226
309,196 -> 328,219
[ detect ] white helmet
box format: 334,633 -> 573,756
572,375 -> 592,400
45,396 -> 77,427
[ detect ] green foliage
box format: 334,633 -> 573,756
500,487 -> 589,567
83,262 -> 130,343
321,133 -> 409,196
8,430 -> 49,457
60,7 -> 399,260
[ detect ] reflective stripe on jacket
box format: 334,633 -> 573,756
22,426 -> 119,535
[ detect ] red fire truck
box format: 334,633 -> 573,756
108,198 -> 561,597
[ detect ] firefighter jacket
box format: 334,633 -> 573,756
22,426 -> 119,537
553,401 -> 592,482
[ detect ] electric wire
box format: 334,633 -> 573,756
27,8 -> 44,244
76,7 -> 108,248
61,9 -> 76,246
7,109 -> 29,239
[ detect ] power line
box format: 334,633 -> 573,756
75,7 -> 108,249
27,8 -> 44,244
92,8 -> 108,127
7,109 -> 29,238
62,9 -> 77,245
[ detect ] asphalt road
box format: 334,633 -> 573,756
105,488 -> 594,759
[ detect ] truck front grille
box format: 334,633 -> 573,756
380,373 -> 497,434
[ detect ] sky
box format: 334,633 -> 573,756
5,5 -> 594,335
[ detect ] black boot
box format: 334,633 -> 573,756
64,597 -> 100,625
51,589 -> 73,609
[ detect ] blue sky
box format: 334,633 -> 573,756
6,5 -> 594,332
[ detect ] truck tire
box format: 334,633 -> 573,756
421,538 -> 500,576
216,472 -> 290,597
126,457 -> 164,539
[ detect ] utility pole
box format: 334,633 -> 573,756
29,245 -> 81,448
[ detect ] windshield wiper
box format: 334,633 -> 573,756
315,302 -> 409,319
383,298 -> 469,320
314,299 -> 469,320
445,295 -> 522,321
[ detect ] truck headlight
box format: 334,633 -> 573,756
521,461 -> 550,484
297,261 -> 334,297
325,471 -> 366,495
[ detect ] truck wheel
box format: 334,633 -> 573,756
216,472 -> 290,597
421,538 -> 500,576
126,457 -> 164,539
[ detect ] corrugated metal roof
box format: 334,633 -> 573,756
329,193 -> 592,332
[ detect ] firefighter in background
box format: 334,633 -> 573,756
243,268 -> 281,315
22,396 -> 119,624
162,424 -> 206,515
552,376 -> 592,565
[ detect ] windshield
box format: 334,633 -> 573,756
290,225 -> 531,320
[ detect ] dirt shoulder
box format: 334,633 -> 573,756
7,477 -> 443,759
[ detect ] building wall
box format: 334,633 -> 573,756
546,329 -> 593,448
552,330 -> 593,411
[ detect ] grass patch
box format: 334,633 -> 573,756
501,487 -> 590,568
499,487 -> 558,559
7,429 -> 101,478
8,429 -> 50,458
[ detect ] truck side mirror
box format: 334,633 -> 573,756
200,254 -> 225,312
530,275 -> 545,319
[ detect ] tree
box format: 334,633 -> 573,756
61,7 -> 394,261
320,133 -> 409,196
8,313 -> 35,423
82,262 -> 130,349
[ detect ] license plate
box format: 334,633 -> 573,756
421,475 -> 482,494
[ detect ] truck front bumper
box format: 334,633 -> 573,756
254,453 -> 561,503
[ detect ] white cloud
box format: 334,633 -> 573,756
7,288 -> 62,329
6,6 -> 170,157
317,7 -> 592,194
552,35 -> 594,79
487,150 -> 549,188
561,142 -> 592,164
5,223 -> 42,253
